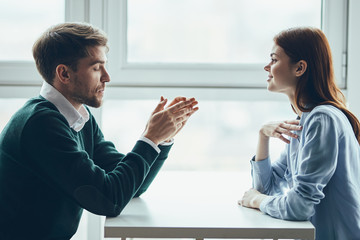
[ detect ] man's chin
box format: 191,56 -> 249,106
85,99 -> 103,108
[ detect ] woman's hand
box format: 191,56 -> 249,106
255,119 -> 302,161
238,188 -> 267,209
260,119 -> 302,144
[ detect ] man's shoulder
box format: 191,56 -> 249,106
0,96 -> 69,147
9,96 -> 65,128
26,96 -> 58,111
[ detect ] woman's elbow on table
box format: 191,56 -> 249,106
262,191 -> 316,221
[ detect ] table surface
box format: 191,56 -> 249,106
105,171 -> 315,239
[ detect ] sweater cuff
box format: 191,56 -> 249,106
132,140 -> 159,165
139,136 -> 161,153
159,138 -> 174,146
158,143 -> 173,160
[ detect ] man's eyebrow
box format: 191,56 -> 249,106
89,60 -> 107,66
270,53 -> 278,57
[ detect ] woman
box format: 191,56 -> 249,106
239,27 -> 360,240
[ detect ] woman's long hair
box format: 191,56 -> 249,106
274,27 -> 360,143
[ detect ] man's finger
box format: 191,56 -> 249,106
167,96 -> 187,107
168,98 -> 197,113
152,98 -> 167,114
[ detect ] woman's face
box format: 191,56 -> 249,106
264,44 -> 298,97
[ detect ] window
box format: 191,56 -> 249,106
106,0 -> 347,88
0,1 -> 354,239
0,0 -> 65,85
0,99 -> 28,131
127,0 -> 321,64
102,98 -> 296,171
0,0 -> 65,61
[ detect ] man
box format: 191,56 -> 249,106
0,22 -> 198,239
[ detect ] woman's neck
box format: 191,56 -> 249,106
287,94 -> 302,117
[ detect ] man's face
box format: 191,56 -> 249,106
68,45 -> 110,109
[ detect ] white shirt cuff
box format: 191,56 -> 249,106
159,138 -> 174,146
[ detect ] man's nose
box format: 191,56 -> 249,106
102,68 -> 111,82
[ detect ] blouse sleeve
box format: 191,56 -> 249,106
259,112 -> 339,220
251,145 -> 289,195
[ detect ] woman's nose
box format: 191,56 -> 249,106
264,64 -> 270,72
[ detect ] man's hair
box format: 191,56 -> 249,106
32,22 -> 108,84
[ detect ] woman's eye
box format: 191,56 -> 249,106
271,58 -> 277,63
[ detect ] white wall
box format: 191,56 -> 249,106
347,0 -> 360,118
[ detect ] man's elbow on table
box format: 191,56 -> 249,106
74,185 -> 129,217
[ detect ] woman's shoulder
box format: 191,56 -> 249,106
304,105 -> 352,131
308,105 -> 347,121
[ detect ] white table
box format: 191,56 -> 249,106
105,171 -> 315,240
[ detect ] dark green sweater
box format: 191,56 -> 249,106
0,96 -> 172,240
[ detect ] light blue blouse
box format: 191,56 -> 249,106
252,105 -> 360,240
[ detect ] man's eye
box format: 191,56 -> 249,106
271,58 -> 277,63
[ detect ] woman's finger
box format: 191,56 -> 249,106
280,122 -> 302,131
279,135 -> 291,144
277,127 -> 299,139
284,119 -> 301,125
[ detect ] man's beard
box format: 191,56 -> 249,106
82,96 -> 102,108
72,77 -> 103,108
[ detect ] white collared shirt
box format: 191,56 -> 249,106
40,81 -> 89,132
39,81 -> 171,153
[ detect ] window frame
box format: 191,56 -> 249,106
0,0 -> 349,92
105,0 -> 348,89
0,0 -> 89,86
0,1 -> 356,240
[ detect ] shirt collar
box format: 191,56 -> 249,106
40,81 -> 90,132
293,109 -> 312,142
299,111 -> 309,126
298,104 -> 314,125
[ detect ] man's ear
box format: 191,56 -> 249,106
55,64 -> 71,84
295,60 -> 307,77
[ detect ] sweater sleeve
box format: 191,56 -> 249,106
90,115 -> 126,173
134,144 -> 172,197
21,111 -> 161,217
259,113 -> 339,220
89,114 -> 173,197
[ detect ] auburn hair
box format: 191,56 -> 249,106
274,27 -> 360,143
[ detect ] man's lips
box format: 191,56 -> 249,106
97,86 -> 105,93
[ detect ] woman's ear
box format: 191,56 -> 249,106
295,60 -> 307,77
55,64 -> 71,84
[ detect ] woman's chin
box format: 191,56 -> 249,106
266,82 -> 274,92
